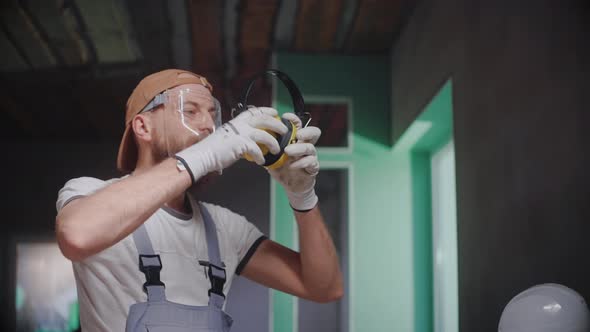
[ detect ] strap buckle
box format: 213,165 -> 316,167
206,263 -> 227,298
138,254 -> 165,293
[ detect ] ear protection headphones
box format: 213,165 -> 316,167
232,70 -> 310,170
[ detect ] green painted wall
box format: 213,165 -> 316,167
412,82 -> 453,153
272,54 -> 414,332
271,54 -> 453,332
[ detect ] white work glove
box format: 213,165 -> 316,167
176,107 -> 288,184
269,112 -> 321,211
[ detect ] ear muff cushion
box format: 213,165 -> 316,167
244,117 -> 297,168
263,118 -> 297,168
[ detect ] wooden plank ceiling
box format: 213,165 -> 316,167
294,0 -> 344,52
0,0 -> 412,140
231,0 -> 279,112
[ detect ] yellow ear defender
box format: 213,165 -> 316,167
232,70 -> 310,170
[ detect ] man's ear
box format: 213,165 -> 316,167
131,114 -> 152,143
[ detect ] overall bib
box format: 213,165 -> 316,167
125,203 -> 233,331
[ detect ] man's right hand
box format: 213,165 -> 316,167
176,107 -> 288,184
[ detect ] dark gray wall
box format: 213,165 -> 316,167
391,0 -> 590,330
0,140 -> 270,331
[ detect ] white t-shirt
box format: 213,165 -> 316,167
56,177 -> 266,331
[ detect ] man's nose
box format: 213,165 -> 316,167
198,114 -> 216,136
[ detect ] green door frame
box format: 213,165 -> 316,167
393,79 -> 455,332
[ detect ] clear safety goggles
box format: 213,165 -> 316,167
139,86 -> 222,158
140,87 -> 222,136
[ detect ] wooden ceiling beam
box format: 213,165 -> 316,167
345,0 -> 404,53
167,0 -> 192,71
75,0 -> 140,63
273,0 -> 298,50
188,0 -> 224,83
334,0 -> 358,50
0,21 -> 30,70
188,0 -> 226,103
294,0 -> 344,52
61,0 -> 98,65
23,0 -> 89,67
232,0 -> 279,109
238,1 -> 279,52
125,0 -> 171,71
19,0 -> 66,67
0,0 -> 56,68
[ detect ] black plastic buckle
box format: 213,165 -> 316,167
207,263 -> 227,298
138,254 -> 165,293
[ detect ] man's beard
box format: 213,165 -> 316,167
152,133 -> 200,164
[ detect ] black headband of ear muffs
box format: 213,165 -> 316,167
231,70 -> 307,168
232,69 -> 309,125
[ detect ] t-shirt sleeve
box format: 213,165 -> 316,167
233,220 -> 267,275
56,177 -> 107,212
207,204 -> 267,275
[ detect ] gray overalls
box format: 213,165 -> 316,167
125,203 -> 233,331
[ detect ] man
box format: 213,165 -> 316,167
55,69 -> 343,331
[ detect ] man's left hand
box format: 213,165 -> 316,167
269,112 -> 321,211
